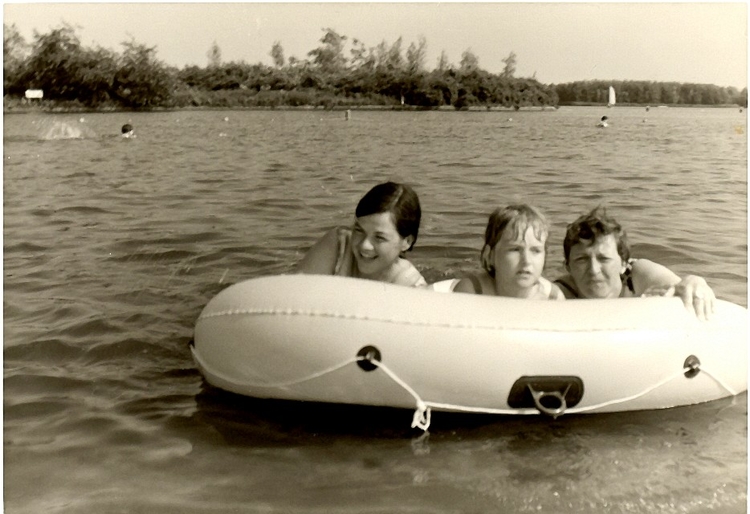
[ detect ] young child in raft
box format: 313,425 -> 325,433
296,181 -> 427,287
453,204 -> 565,300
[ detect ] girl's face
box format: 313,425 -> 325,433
351,212 -> 412,279
492,225 -> 547,297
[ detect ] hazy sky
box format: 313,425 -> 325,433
3,2 -> 748,88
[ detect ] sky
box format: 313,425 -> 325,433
3,2 -> 748,89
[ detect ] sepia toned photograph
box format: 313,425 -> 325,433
3,2 -> 747,513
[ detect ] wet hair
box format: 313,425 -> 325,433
480,204 -> 550,277
355,182 -> 421,251
121,124 -> 133,134
563,206 -> 630,264
601,116 -> 608,121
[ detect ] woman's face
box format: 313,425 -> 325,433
351,212 -> 412,279
566,234 -> 626,298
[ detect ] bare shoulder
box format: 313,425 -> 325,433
392,258 -> 427,287
553,274 -> 577,299
453,276 -> 479,294
541,277 -> 566,301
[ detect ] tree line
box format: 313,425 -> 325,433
556,80 -> 746,107
3,24 -> 746,111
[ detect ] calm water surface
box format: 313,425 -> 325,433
4,107 -> 747,513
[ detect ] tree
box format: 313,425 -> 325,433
114,38 -> 175,107
349,38 -> 368,69
3,23 -> 30,94
427,70 -> 458,106
436,50 -> 450,72
73,45 -> 118,105
307,28 -> 347,75
385,36 -> 404,72
405,36 -> 427,75
270,41 -> 285,68
207,40 -> 221,67
502,51 -> 517,78
19,24 -> 126,106
373,40 -> 389,69
459,48 -> 479,73
23,24 -> 87,100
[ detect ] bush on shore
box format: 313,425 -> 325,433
4,24 -> 746,112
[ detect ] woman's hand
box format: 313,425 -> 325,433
641,275 -> 716,321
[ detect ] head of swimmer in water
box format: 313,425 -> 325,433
353,182 -> 421,258
121,124 -> 133,135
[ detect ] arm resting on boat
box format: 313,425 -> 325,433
634,259 -> 716,320
296,228 -> 339,275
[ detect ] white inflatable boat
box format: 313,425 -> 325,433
191,275 -> 747,430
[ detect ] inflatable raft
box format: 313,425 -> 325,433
191,275 -> 747,430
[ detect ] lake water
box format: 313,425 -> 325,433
3,106 -> 747,513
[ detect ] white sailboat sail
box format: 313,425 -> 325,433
608,86 -> 616,107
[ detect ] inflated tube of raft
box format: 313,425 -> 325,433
192,275 -> 747,423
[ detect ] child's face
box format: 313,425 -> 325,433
492,225 -> 546,295
351,212 -> 412,279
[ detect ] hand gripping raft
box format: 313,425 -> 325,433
191,275 -> 747,430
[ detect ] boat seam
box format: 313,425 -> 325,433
196,308 -> 680,333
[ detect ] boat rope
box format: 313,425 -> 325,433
192,346 -> 738,432
363,358 -> 432,430
698,367 -> 739,396
366,359 -> 739,432
191,345 -> 361,389
570,365 -> 738,413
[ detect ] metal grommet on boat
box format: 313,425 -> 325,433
527,384 -> 570,418
356,345 -> 381,372
684,355 -> 701,378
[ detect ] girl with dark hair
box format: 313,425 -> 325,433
297,182 -> 426,287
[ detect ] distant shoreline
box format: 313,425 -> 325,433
3,102 -> 743,115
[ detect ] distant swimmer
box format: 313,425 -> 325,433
121,123 -> 135,138
345,109 -> 351,120
597,115 -> 609,128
